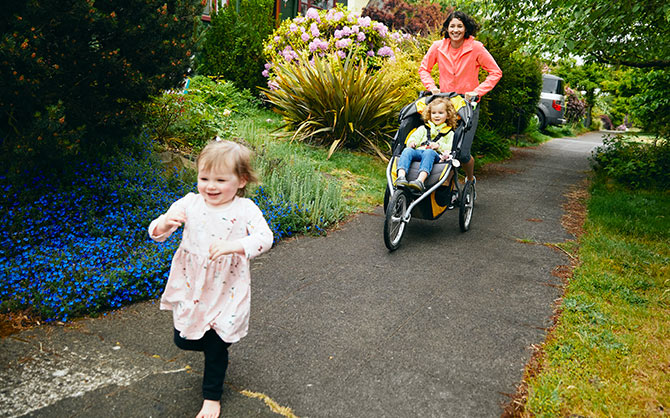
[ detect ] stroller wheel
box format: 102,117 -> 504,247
459,181 -> 475,232
384,190 -> 409,251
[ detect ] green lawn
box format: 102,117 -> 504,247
523,183 -> 670,415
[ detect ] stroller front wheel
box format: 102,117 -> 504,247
384,190 -> 409,251
459,180 -> 475,232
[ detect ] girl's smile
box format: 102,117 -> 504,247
197,166 -> 246,208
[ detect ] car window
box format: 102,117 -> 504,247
542,77 -> 564,95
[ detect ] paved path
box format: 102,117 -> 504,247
0,133 -> 604,417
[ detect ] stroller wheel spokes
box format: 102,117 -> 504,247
459,181 -> 475,232
384,190 -> 409,251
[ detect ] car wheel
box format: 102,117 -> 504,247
534,109 -> 547,131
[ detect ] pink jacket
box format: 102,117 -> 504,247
419,37 -> 502,97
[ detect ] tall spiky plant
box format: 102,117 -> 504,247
262,52 -> 401,159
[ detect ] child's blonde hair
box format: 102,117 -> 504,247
422,97 -> 458,127
196,140 -> 258,197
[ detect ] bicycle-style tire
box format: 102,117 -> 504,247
459,181 -> 474,232
384,190 -> 409,251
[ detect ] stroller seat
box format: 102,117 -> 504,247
405,160 -> 450,189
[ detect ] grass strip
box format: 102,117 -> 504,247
523,183 -> 670,416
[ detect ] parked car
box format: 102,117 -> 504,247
535,74 -> 566,130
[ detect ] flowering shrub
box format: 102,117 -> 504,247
0,146 -> 335,322
564,87 -> 586,124
263,6 -> 406,82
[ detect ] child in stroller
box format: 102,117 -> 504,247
383,92 -> 477,250
394,97 -> 459,193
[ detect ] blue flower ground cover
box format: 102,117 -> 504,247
1,154 -> 319,323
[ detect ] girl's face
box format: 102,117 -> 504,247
430,103 -> 449,125
447,18 -> 465,44
197,164 -> 246,208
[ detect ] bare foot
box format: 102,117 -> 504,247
196,399 -> 220,418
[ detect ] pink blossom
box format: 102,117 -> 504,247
391,32 -> 402,41
310,22 -> 320,37
325,9 -> 343,21
373,22 -> 388,37
289,23 -> 298,32
262,69 -> 269,77
352,25 -> 360,33
301,32 -> 310,42
268,80 -> 279,90
358,16 -> 371,27
264,62 -> 272,70
342,26 -> 352,36
274,36 -> 281,42
334,29 -> 343,39
294,17 -> 305,24
305,8 -> 320,21
367,50 -> 375,56
357,32 -> 366,42
335,38 -> 351,49
309,38 -> 329,53
377,46 -> 394,57
336,50 -> 346,59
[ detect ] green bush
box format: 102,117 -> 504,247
477,33 -> 543,138
0,0 -> 201,162
142,76 -> 261,151
471,125 -> 511,161
262,53 -> 401,158
630,69 -> 670,138
591,136 -> 670,190
197,0 -> 274,93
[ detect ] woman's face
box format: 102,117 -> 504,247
447,18 -> 465,44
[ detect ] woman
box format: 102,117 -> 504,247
418,11 -> 502,186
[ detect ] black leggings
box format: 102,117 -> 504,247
173,328 -> 232,401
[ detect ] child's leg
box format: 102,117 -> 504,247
173,328 -> 231,417
174,328 -> 205,351
397,148 -> 421,177
201,329 -> 232,402
417,150 -> 440,182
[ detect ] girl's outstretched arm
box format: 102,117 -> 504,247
148,197 -> 190,242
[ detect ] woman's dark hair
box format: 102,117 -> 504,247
440,11 -> 480,39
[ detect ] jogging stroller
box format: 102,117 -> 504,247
383,92 -> 478,251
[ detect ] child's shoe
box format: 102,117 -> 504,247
395,175 -> 409,188
408,179 -> 425,193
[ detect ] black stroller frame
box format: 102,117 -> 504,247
383,92 -> 478,251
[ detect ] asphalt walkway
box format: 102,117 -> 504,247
0,133 -> 604,417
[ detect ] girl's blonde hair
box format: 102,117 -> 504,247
422,97 -> 458,127
196,139 -> 258,197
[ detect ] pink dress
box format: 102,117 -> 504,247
148,193 -> 273,342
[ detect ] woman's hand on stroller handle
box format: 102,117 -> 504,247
464,92 -> 478,102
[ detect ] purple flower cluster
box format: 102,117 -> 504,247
263,5 -> 399,84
